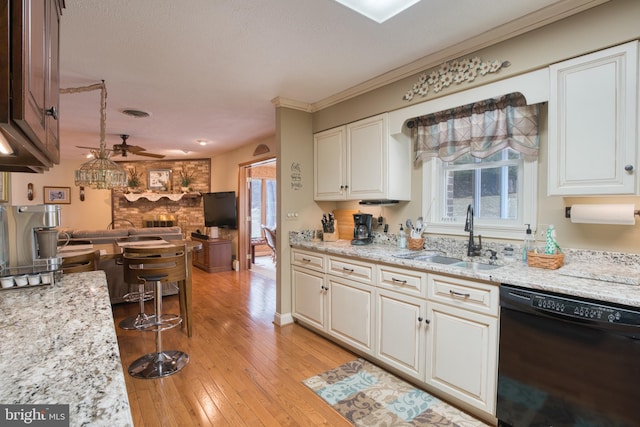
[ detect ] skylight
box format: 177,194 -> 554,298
333,0 -> 422,23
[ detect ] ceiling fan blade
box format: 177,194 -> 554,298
134,151 -> 165,158
76,145 -> 103,150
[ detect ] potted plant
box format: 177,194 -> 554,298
127,167 -> 142,192
179,165 -> 194,192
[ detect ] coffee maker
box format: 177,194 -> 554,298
351,213 -> 373,245
5,204 -> 64,267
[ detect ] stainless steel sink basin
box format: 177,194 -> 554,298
451,261 -> 501,270
416,255 -> 462,264
392,252 -> 462,265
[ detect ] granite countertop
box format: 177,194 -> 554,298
291,239 -> 640,309
0,271 -> 133,427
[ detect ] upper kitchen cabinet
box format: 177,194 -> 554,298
314,113 -> 411,201
548,41 -> 638,196
0,0 -> 63,172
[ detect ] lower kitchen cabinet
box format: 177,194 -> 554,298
290,248 -> 500,421
327,275 -> 375,354
376,288 -> 427,379
292,266 -> 327,330
425,301 -> 498,415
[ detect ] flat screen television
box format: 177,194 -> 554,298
203,191 -> 237,229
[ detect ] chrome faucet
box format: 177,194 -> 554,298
464,204 -> 482,256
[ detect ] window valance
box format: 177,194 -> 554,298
412,92 -> 539,164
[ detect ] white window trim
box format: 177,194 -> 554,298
422,155 -> 537,240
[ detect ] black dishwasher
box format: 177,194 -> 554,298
497,284 -> 640,427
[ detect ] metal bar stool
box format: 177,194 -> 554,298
123,244 -> 189,379
118,236 -> 169,331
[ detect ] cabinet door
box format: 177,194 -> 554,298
327,275 -> 374,355
314,126 -> 346,200
44,0 -> 60,163
426,302 -> 498,415
292,266 -> 326,330
346,114 -> 387,199
376,288 -> 426,379
548,41 -> 638,195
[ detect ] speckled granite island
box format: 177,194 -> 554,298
0,271 -> 133,427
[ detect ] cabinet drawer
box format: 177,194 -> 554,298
377,264 -> 427,297
291,249 -> 325,272
427,274 -> 498,316
328,256 -> 374,284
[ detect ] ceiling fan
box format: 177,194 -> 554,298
77,134 -> 165,159
112,134 -> 165,158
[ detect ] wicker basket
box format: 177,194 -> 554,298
527,251 -> 564,269
407,238 -> 424,250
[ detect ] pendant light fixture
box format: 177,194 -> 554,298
61,81 -> 127,189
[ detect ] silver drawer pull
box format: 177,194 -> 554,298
450,290 -> 470,298
391,277 -> 407,284
342,267 -> 354,273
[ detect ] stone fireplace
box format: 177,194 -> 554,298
111,158 -> 211,237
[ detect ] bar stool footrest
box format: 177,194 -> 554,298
123,290 -> 154,303
135,313 -> 182,332
119,313 -> 158,330
128,350 -> 189,379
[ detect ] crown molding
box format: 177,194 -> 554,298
271,97 -> 313,112
311,0 -> 609,111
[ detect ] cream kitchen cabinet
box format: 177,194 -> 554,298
375,288 -> 427,379
292,250 -> 375,355
291,249 -> 327,329
326,274 -> 375,355
548,41 -> 638,195
425,274 -> 499,416
314,113 -> 411,201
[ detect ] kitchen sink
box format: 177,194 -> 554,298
392,252 -> 462,265
451,261 -> 501,270
416,255 -> 462,264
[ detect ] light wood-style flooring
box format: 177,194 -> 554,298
112,266 -> 355,426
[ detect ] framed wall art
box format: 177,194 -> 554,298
148,169 -> 172,190
0,172 -> 8,202
44,186 -> 71,204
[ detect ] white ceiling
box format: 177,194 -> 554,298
59,0 -> 605,161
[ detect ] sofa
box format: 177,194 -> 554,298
61,227 -> 184,304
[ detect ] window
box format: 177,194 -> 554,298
250,178 -> 276,238
423,147 -> 537,240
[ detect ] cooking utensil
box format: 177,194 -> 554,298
406,219 -> 413,230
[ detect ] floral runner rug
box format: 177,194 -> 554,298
303,358 -> 489,427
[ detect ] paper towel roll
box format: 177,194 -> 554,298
570,204 -> 636,225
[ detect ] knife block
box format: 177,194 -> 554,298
322,221 -> 339,242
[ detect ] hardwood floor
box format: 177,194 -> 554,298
112,267 -> 355,426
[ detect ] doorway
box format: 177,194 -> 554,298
238,158 -> 276,273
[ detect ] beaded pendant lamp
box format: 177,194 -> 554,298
63,81 -> 127,190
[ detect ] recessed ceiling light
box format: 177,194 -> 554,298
333,0 -> 422,23
197,140 -> 208,146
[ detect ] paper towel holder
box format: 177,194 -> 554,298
565,206 -> 640,218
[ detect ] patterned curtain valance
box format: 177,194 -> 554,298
412,92 -> 539,164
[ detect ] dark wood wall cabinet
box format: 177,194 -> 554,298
191,236 -> 232,273
0,0 -> 64,172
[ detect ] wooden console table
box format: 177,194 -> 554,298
191,236 -> 232,273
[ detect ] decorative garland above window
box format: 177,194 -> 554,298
402,57 -> 510,101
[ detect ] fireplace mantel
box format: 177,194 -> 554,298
118,192 -> 202,202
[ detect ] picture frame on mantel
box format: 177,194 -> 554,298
43,186 -> 71,204
148,169 -> 172,191
0,172 -> 8,202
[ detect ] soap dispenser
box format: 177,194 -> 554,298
398,225 -> 407,249
522,224 -> 534,262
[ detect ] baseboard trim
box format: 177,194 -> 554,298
273,312 -> 294,326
